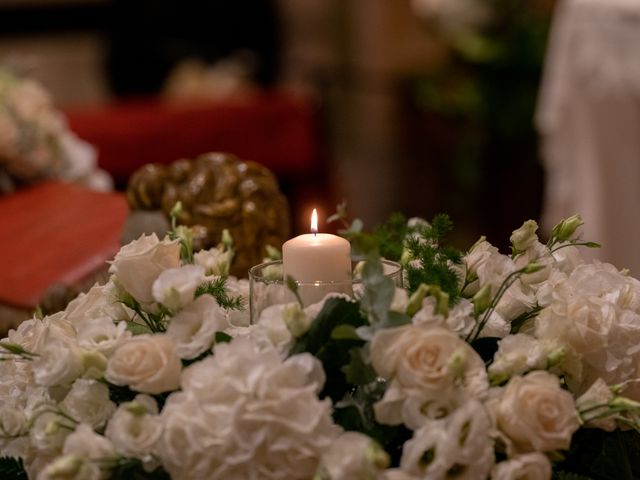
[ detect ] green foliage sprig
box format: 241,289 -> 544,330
195,277 -> 245,311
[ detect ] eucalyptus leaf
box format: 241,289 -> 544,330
125,321 -> 153,336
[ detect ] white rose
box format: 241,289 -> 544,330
62,423 -> 115,460
510,220 -> 539,253
496,371 -> 580,452
371,325 -> 488,426
77,321 -> 132,357
36,455 -> 101,480
105,394 -> 162,465
63,282 -> 131,328
105,334 -> 181,394
152,264 -> 205,311
109,233 -> 181,304
33,341 -> 84,387
9,312 -> 76,354
166,294 -> 229,359
491,453 -> 551,480
61,380 -> 116,430
316,432 -> 389,480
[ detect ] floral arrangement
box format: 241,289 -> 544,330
1,206 -> 640,480
0,66 -> 110,193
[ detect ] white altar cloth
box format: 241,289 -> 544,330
537,0 -> 640,274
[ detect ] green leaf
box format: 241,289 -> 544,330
0,457 -> 27,480
342,347 -> 376,385
331,324 -> 361,341
214,331 -> 232,343
125,321 -> 153,336
289,297 -> 368,402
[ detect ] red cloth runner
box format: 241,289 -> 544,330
0,182 -> 128,308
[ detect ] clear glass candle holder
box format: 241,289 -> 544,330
249,259 -> 403,323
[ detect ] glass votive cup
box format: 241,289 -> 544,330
248,259 -> 403,323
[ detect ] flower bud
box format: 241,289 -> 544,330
283,303 -> 312,338
522,262 -> 544,274
472,284 -> 492,315
406,283 -> 430,317
447,347 -> 467,380
125,401 -> 150,416
546,346 -> 566,368
551,214 -> 583,242
510,220 -> 539,254
221,228 -> 233,249
46,455 -> 83,476
80,349 -> 108,379
366,441 -> 391,470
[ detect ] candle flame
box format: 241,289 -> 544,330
311,208 -> 318,234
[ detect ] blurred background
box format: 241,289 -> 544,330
0,0 -> 556,250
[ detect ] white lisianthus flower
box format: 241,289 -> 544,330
371,325 -> 488,427
105,394 -> 163,467
109,233 -> 181,305
401,400 -> 494,479
166,294 -> 229,359
62,423 -> 115,461
412,296 -> 475,337
29,410 -> 75,454
193,246 -> 233,276
575,378 -> 616,431
105,334 -> 181,394
489,334 -> 562,384
36,454 -> 101,480
223,276 -> 250,326
496,371 -> 580,452
462,238 -> 500,295
316,432 -> 389,480
33,341 -> 84,387
159,336 -> 340,480
0,405 -> 27,437
152,264 -> 205,311
491,453 -> 551,480
253,303 -> 294,354
77,321 -> 132,358
63,282 -> 132,329
61,380 -> 115,430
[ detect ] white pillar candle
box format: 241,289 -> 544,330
282,209 -> 352,304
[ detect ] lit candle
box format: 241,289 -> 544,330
282,209 -> 352,304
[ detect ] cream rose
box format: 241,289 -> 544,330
496,371 -> 580,452
105,334 -> 181,394
109,233 -> 181,304
371,325 -> 488,427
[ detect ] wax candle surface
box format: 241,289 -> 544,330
282,233 -> 352,283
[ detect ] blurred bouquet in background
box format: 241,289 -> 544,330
0,66 -> 112,194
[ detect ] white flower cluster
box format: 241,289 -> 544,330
0,67 -> 109,190
1,216 -> 639,480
